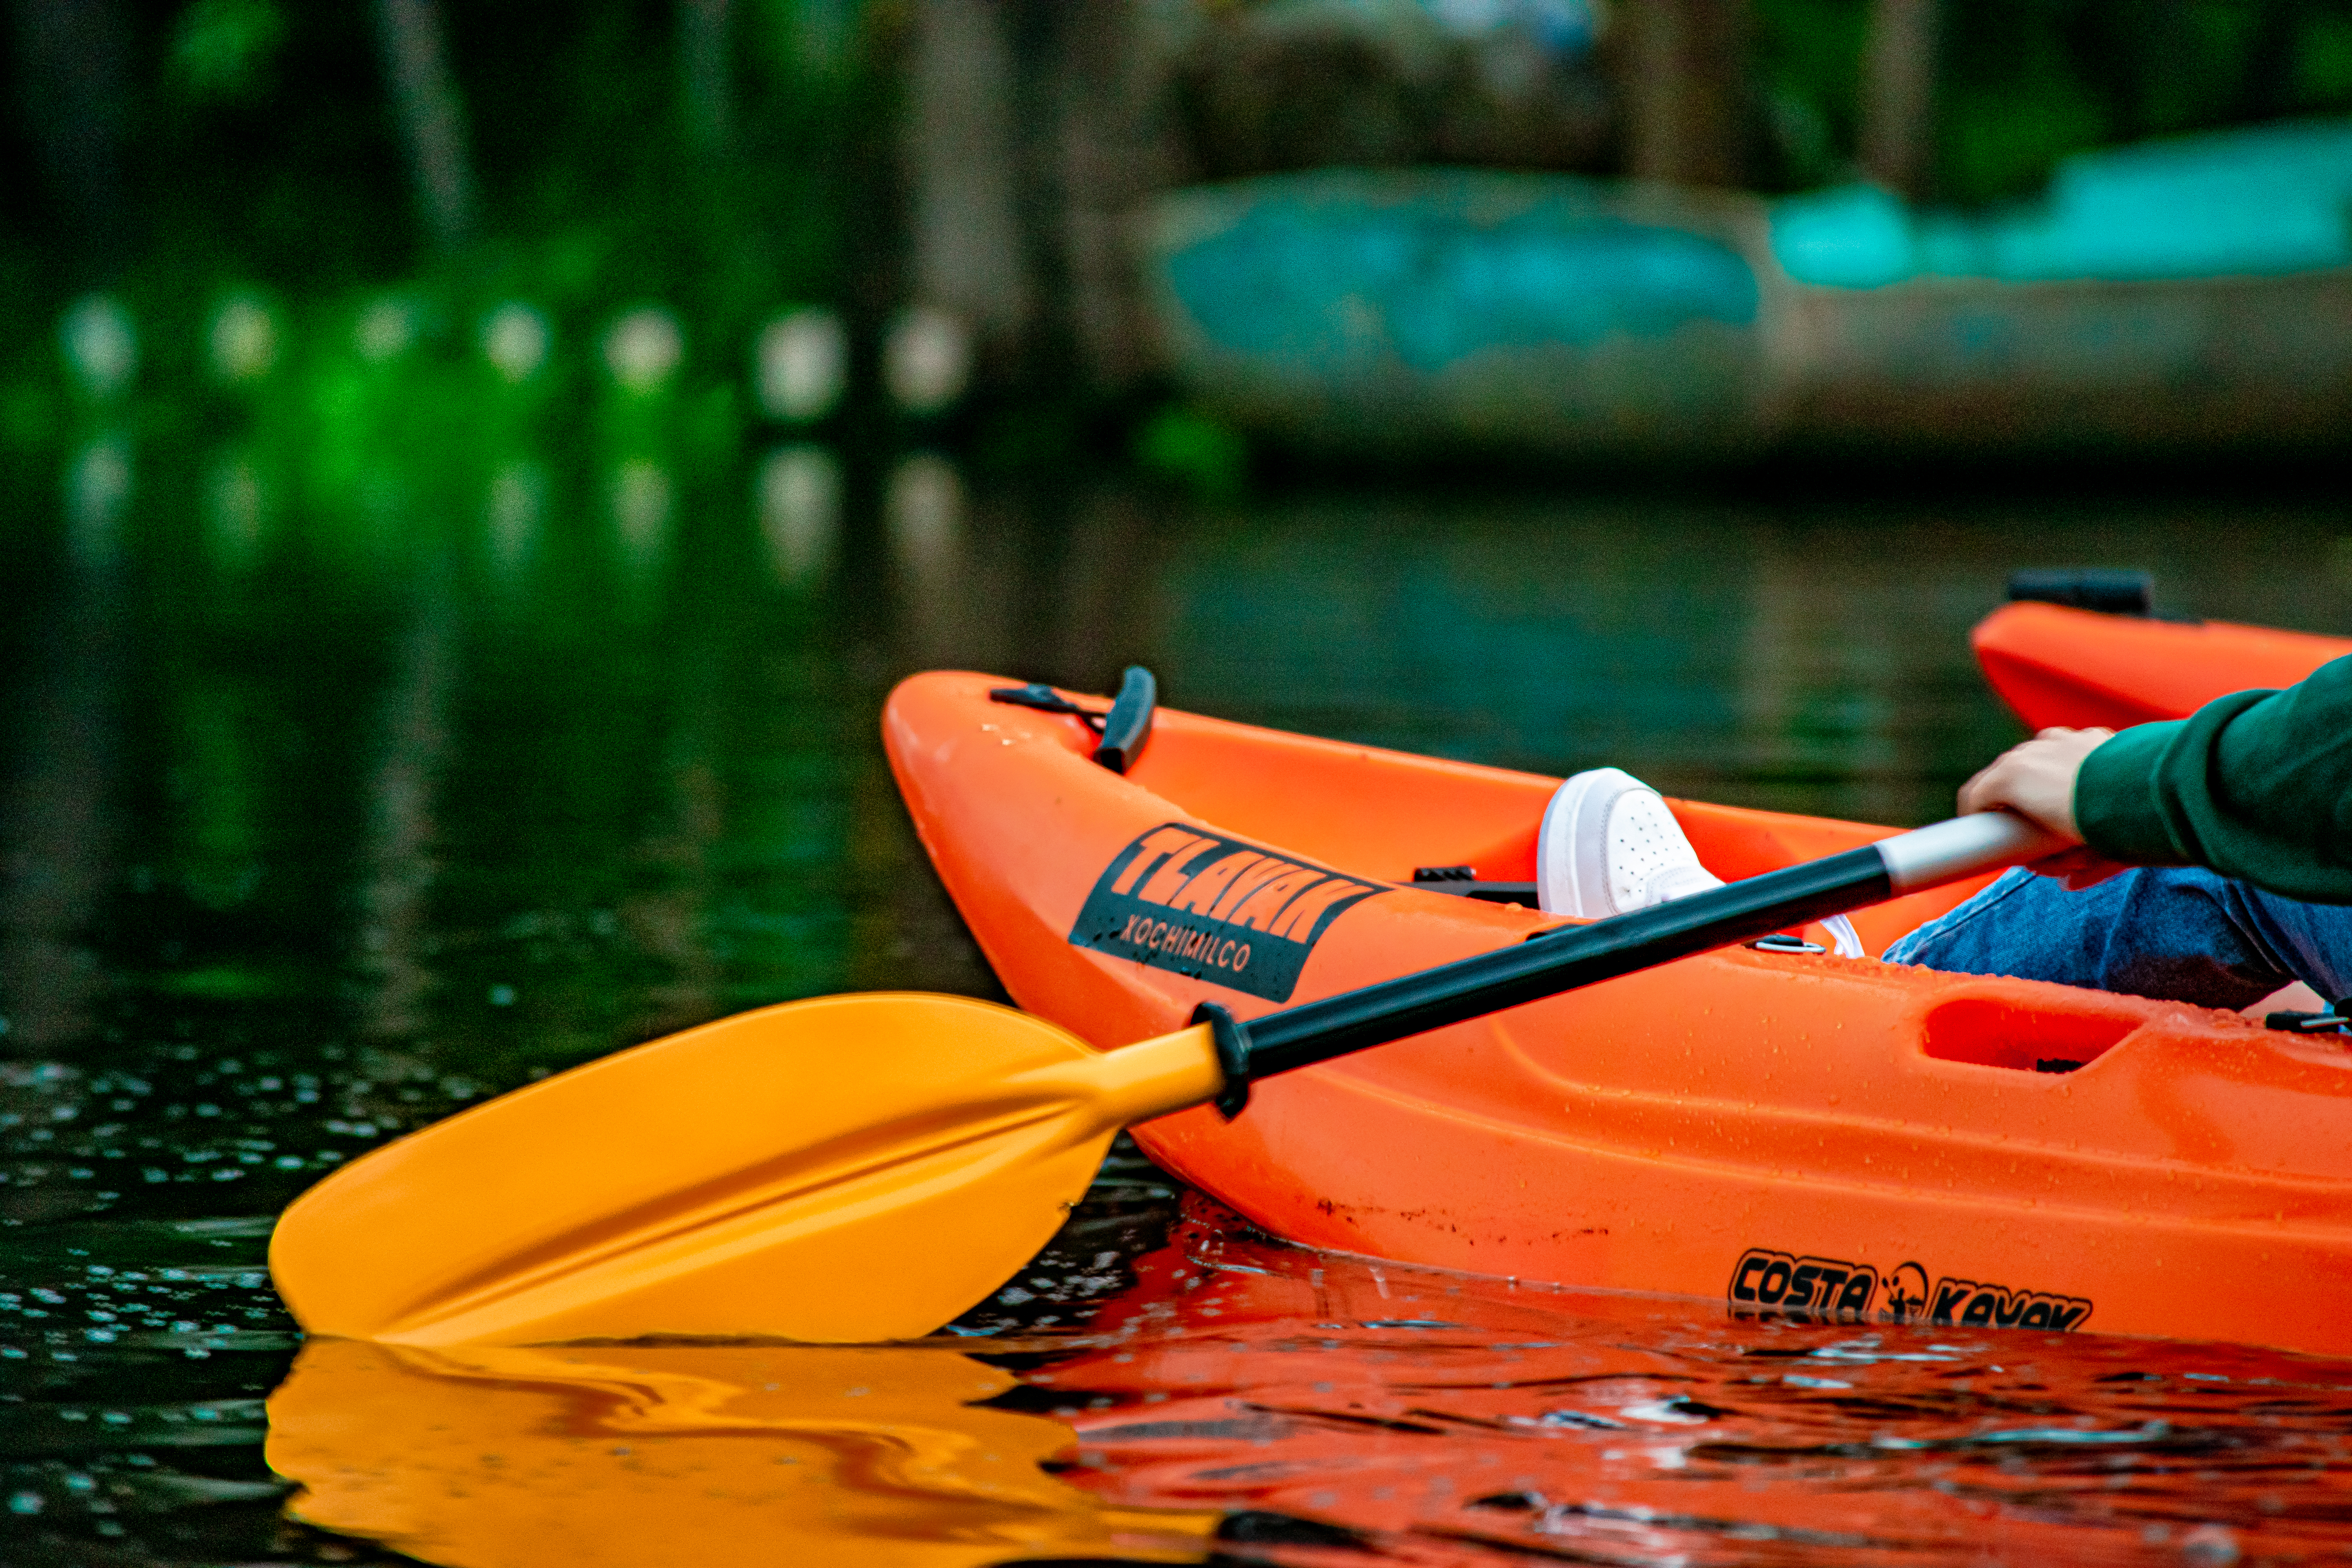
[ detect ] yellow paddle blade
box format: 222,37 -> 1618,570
267,1338 -> 1218,1567
269,993 -> 1224,1345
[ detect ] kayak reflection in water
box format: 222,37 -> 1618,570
1570,656 -> 2352,1014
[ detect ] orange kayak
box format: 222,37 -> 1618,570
885,670 -> 2352,1356
1975,601 -> 2352,730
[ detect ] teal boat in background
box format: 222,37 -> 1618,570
1141,118 -> 2352,459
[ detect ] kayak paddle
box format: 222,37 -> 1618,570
270,810 -> 2058,1347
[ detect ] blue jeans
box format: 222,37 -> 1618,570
1884,866 -> 2352,1009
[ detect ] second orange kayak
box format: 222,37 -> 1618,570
886,670 -> 2352,1357
1974,601 -> 2352,730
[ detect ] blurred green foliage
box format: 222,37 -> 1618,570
0,0 -> 894,558
1136,405 -> 1249,500
1753,0 -> 1872,188
2302,11 -> 2352,96
7,0 -> 2352,529
1757,0 -> 2352,201
170,0 -> 289,105
1,0 -> 887,391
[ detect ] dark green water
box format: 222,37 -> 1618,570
6,436 -> 2352,1564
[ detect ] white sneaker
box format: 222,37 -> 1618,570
1535,767 -> 1864,957
1537,768 -> 1723,919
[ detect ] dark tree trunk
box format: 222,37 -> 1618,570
902,0 -> 1033,364
6,0 -> 132,279
374,0 -> 478,250
1046,0 -> 1185,392
679,0 -> 734,154
901,0 -> 1183,394
2236,0 -> 2308,125
1618,0 -> 1753,189
1858,0 -> 1939,200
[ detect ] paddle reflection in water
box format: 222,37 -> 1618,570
267,1339 -> 1217,1568
1035,1198 -> 2352,1564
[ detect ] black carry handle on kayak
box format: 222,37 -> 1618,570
1091,666 -> 1156,773
1194,811 -> 2060,1116
2007,569 -> 2152,617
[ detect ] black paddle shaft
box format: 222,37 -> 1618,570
1188,813 -> 2056,1117
1194,845 -> 1886,1115
1242,842 -> 1888,1074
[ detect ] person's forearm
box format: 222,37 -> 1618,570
2074,654 -> 2352,902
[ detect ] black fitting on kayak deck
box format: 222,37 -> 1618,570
1748,933 -> 1828,955
1414,866 -> 1541,905
1191,1000 -> 1253,1118
987,666 -> 1158,775
2267,1007 -> 2352,1034
990,683 -> 1103,724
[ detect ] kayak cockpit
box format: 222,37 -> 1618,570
1019,690 -> 1991,953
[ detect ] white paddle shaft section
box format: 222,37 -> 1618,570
1875,811 -> 2067,893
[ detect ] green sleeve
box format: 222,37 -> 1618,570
2073,653 -> 2352,903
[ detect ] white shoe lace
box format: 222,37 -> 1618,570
1821,913 -> 1865,959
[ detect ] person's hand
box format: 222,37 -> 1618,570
1957,726 -> 2107,838
1957,727 -> 2131,889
